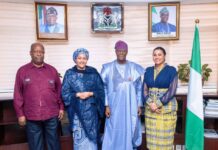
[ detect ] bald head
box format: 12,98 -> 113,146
30,42 -> 45,67
30,42 -> 44,52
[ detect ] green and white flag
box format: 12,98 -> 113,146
38,5 -> 46,26
151,6 -> 158,25
185,24 -> 204,150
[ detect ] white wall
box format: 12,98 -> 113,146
0,2 -> 218,91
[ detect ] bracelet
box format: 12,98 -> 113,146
76,92 -> 80,97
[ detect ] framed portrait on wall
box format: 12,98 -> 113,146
35,2 -> 68,40
148,2 -> 180,41
91,3 -> 124,33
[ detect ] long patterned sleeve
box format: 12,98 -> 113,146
143,82 -> 153,105
93,73 -> 105,118
156,75 -> 178,107
100,65 -> 109,106
135,77 -> 143,107
143,72 -> 153,105
61,70 -> 77,107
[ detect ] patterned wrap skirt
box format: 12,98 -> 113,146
145,88 -> 177,150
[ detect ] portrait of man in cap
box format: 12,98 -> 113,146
152,6 -> 176,34
39,6 -> 64,33
148,3 -> 180,40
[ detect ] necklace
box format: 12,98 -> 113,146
154,64 -> 165,80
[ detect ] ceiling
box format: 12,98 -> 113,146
1,0 -> 218,5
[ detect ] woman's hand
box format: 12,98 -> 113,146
155,108 -> 161,114
105,106 -> 111,118
149,102 -> 158,112
149,102 -> 161,114
76,92 -> 93,100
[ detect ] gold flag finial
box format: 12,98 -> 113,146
195,19 -> 200,24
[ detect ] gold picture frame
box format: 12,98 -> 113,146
35,2 -> 68,40
148,2 -> 180,41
